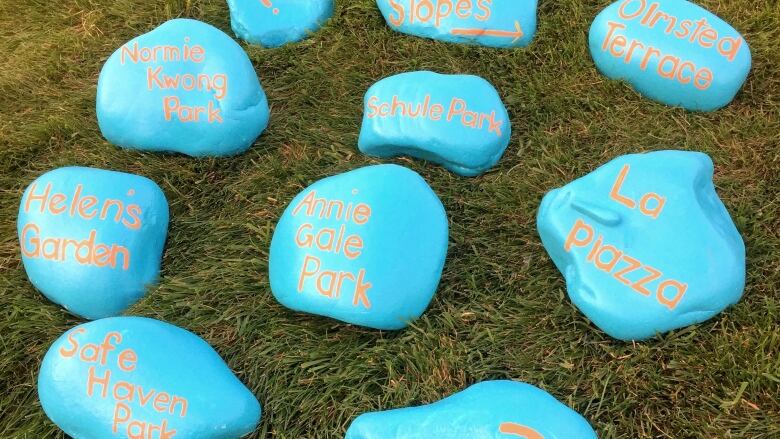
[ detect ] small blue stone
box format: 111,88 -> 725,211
537,151 -> 745,340
346,380 -> 597,438
97,19 -> 270,156
228,0 -> 334,48
269,164 -> 448,330
589,0 -> 751,111
39,317 -> 261,438
359,71 -> 511,177
18,167 -> 169,320
376,0 -> 538,48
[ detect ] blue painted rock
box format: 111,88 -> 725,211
537,151 -> 745,341
358,71 -> 511,177
376,0 -> 538,48
269,164 -> 448,330
97,19 -> 270,156
18,167 -> 169,320
345,380 -> 597,438
228,0 -> 334,47
589,0 -> 751,111
39,317 -> 260,438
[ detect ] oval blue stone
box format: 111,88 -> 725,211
228,0 -> 334,47
589,0 -> 751,111
97,19 -> 270,156
346,380 -> 598,438
358,71 -> 511,177
38,317 -> 261,438
376,0 -> 538,48
18,167 -> 169,320
269,164 -> 449,330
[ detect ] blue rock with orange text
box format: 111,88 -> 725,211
18,167 -> 169,320
358,71 -> 510,177
269,164 -> 448,330
228,0 -> 334,47
38,317 -> 261,439
537,151 -> 745,341
345,380 -> 598,439
589,0 -> 751,111
376,0 -> 538,48
97,19 -> 269,156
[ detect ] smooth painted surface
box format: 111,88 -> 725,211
18,167 -> 168,319
589,0 -> 751,111
269,164 -> 448,330
537,150 -> 745,340
228,0 -> 334,47
376,0 -> 538,48
39,317 -> 261,438
359,71 -> 510,176
97,19 -> 269,156
346,380 -> 598,438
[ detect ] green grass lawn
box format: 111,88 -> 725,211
1,0 -> 778,437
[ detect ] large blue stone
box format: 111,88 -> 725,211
346,380 -> 598,438
269,164 -> 448,330
589,0 -> 751,111
537,151 -> 745,340
38,317 -> 261,438
18,167 -> 169,320
228,0 -> 334,47
97,19 -> 270,156
358,71 -> 511,177
376,0 -> 538,48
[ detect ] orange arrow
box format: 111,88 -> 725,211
499,422 -> 544,439
450,21 -> 524,42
